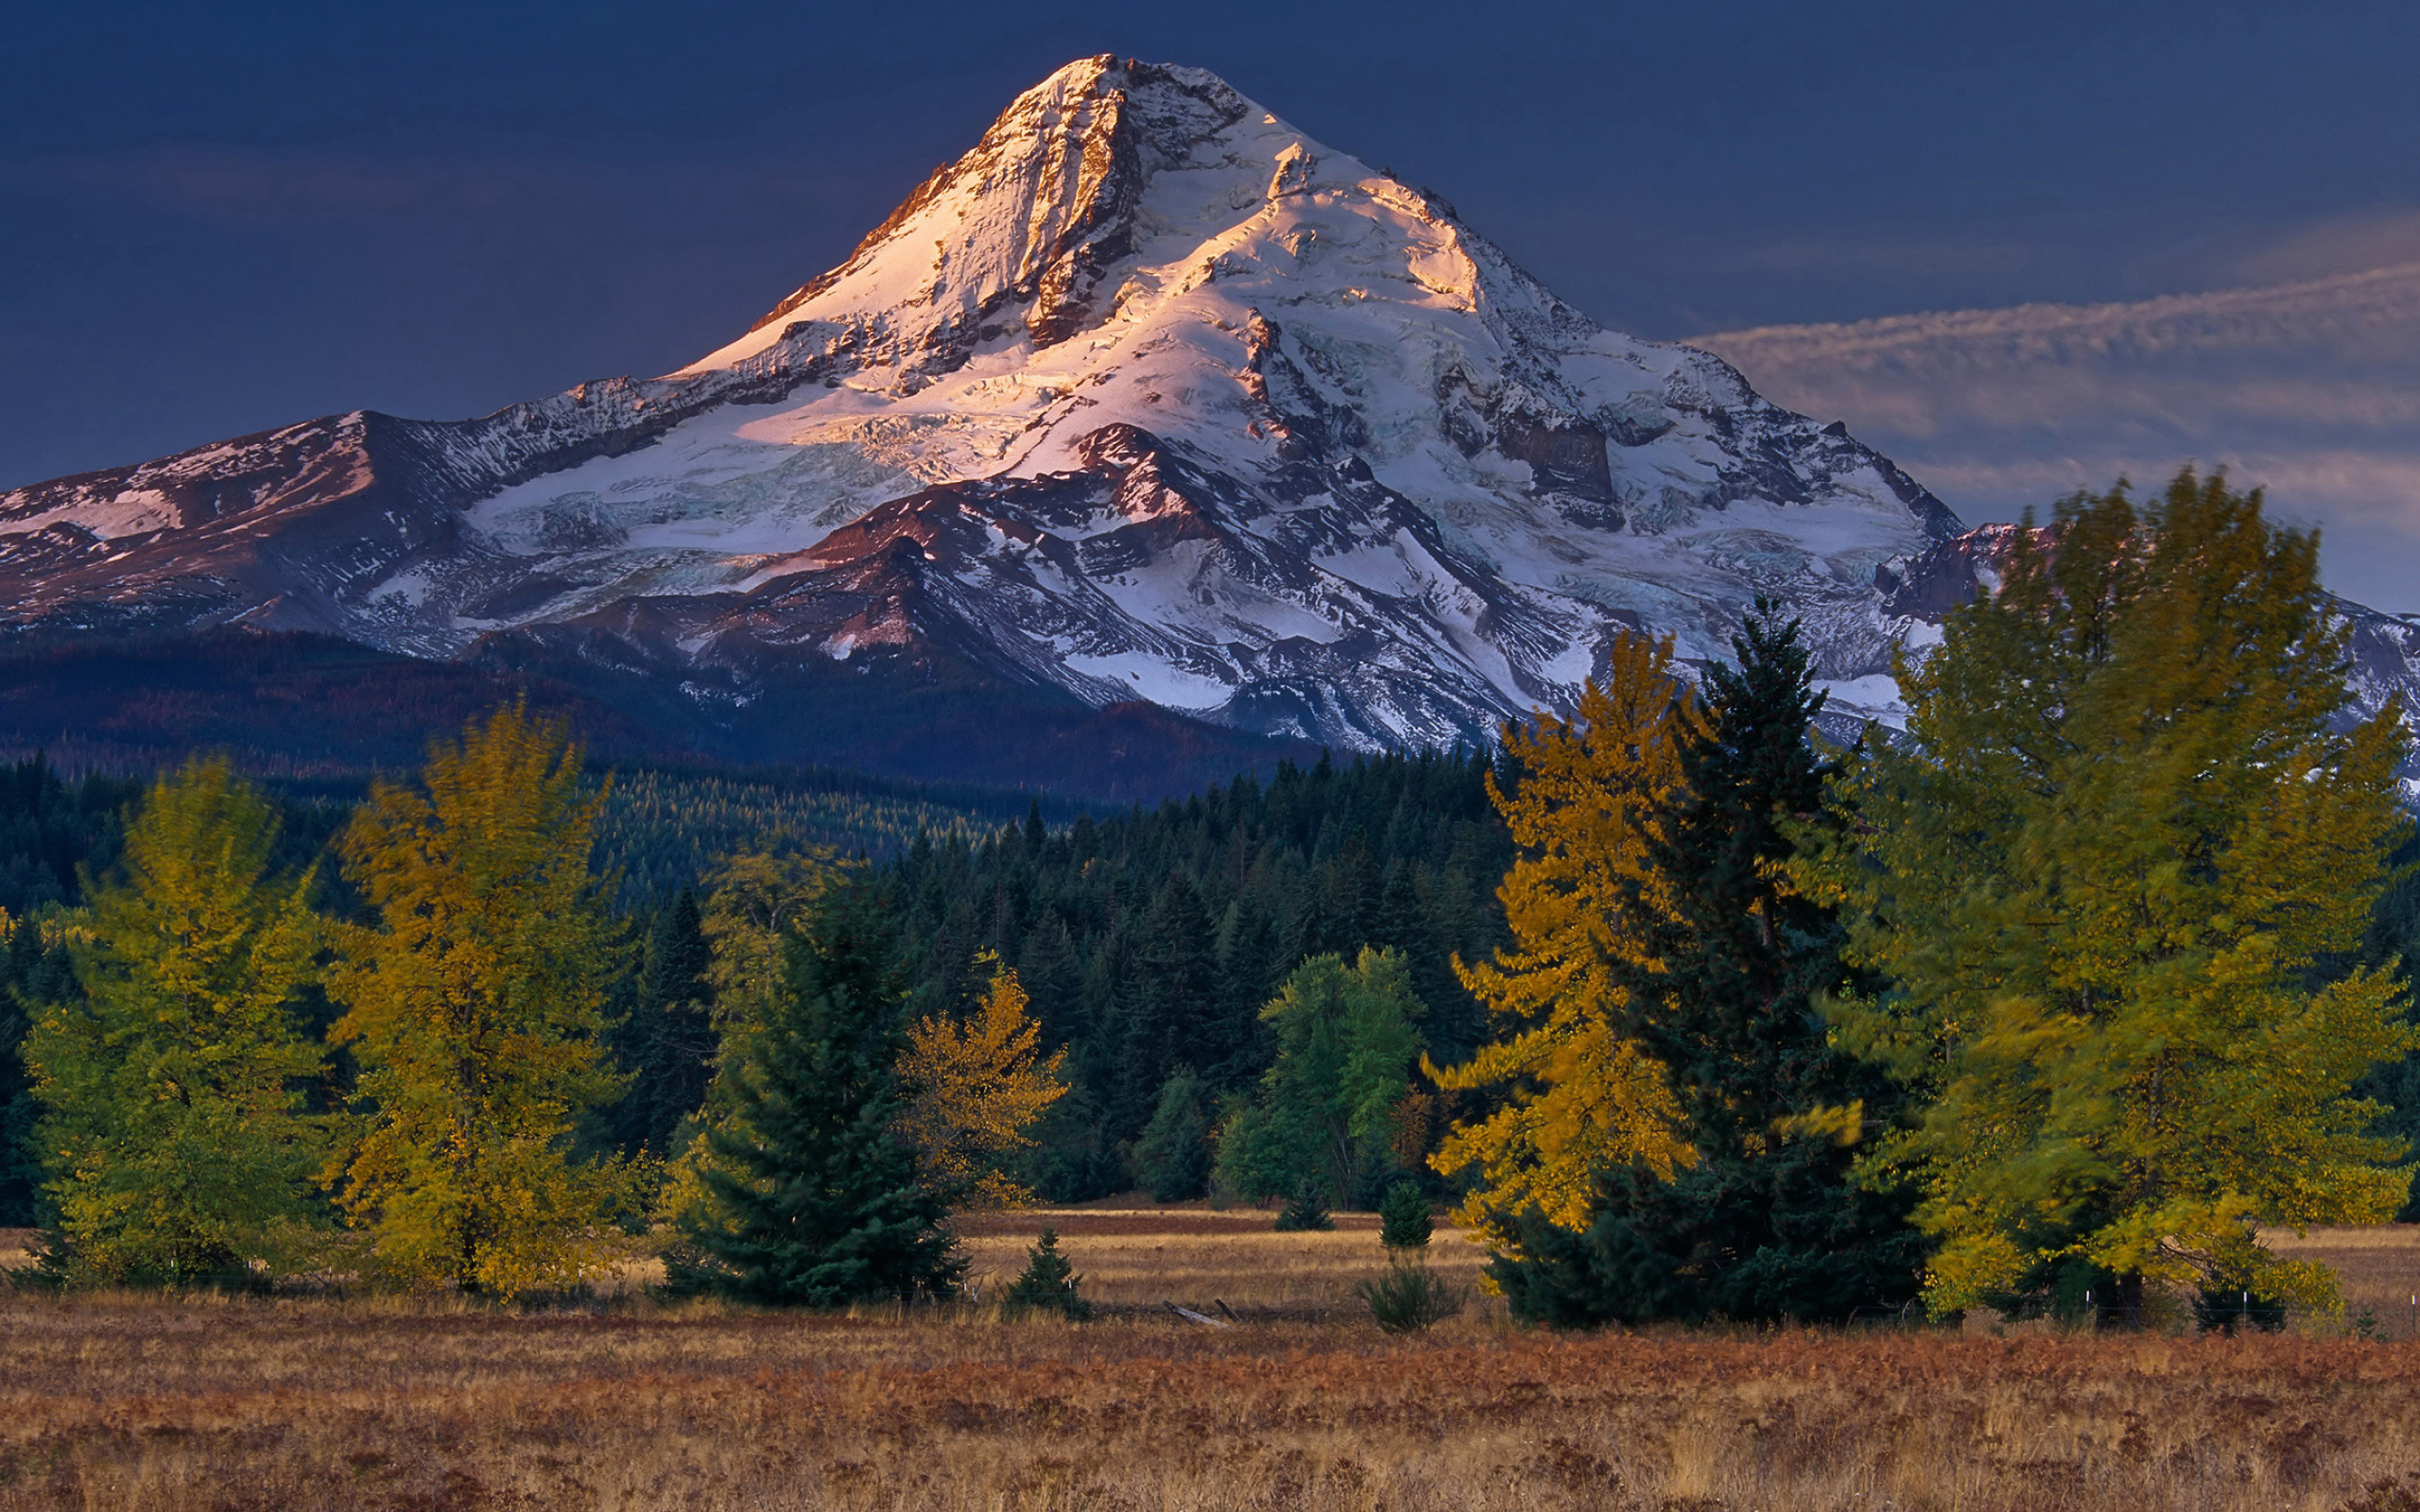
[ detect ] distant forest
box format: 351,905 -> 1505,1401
9,730 -> 2420,1232
0,744 -> 1512,1222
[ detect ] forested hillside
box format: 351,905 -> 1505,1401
872,750 -> 1514,1202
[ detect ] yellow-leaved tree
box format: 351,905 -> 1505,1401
1794,473 -> 2417,1320
698,841 -> 841,1033
1428,632 -> 1699,1251
325,706 -> 648,1296
893,959 -> 1067,1208
26,759 -> 326,1283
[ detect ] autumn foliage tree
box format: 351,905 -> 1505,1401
893,958 -> 1067,1208
325,707 -> 646,1296
1427,633 -> 1698,1247
26,760 -> 326,1283
1482,606 -> 1922,1324
1798,471 -> 2417,1318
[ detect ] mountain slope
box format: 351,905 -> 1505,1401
4,55 -> 2408,784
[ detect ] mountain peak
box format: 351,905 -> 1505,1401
686,57 -> 1263,381
0,55 -> 2040,773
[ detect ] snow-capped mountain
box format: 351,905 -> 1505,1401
4,56 -> 2411,780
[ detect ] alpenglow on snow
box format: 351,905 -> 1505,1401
9,56 -> 2415,766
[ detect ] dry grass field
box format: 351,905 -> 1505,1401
5,1216 -> 2420,1511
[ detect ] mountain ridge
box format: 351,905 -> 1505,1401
4,55 -> 2411,793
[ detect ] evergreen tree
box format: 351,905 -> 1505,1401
674,889 -> 963,1305
1487,604 -> 1923,1323
1022,1084 -> 1128,1203
1013,913 -> 1082,1053
612,887 -> 716,1158
1797,472 -> 2416,1318
1001,1225 -> 1091,1319
0,914 -> 52,1227
1379,1177 -> 1433,1249
1127,873 -> 1221,1100
327,707 -> 646,1297
868,747 -> 1515,1183
1132,1068 -> 1213,1201
25,760 -> 327,1283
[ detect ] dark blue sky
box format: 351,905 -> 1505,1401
8,0 -> 2416,490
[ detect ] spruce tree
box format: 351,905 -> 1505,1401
1001,1226 -> 1091,1319
1486,603 -> 1923,1323
0,916 -> 46,1227
1128,873 -> 1220,1093
1379,1177 -> 1433,1249
675,889 -> 963,1306
613,888 -> 716,1158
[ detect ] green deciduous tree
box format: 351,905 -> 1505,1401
1215,948 -> 1426,1207
1796,472 -> 2416,1317
1132,1067 -> 1213,1202
326,707 -> 646,1297
26,760 -> 326,1283
671,889 -> 962,1305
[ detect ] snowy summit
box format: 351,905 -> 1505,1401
6,57 -> 2408,768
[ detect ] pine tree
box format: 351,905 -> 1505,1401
0,912 -> 48,1227
674,888 -> 963,1305
1379,1177 -> 1433,1249
612,887 -> 716,1158
1797,472 -> 2416,1317
1001,1225 -> 1091,1319
25,760 -> 327,1283
1128,873 -> 1221,1099
1485,604 -> 1924,1323
1428,633 -> 1699,1248
327,707 -> 646,1296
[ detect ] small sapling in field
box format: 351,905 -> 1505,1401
1359,1255 -> 1466,1333
1002,1227 -> 1093,1321
1273,1187 -> 1334,1232
1378,1179 -> 1432,1249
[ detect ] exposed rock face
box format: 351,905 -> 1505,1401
6,55 -> 2411,780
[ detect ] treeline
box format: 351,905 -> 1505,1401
596,764 -> 1072,902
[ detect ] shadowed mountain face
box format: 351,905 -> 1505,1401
3,56 -> 2411,793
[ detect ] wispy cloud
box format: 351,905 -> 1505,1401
1693,264 -> 2420,610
